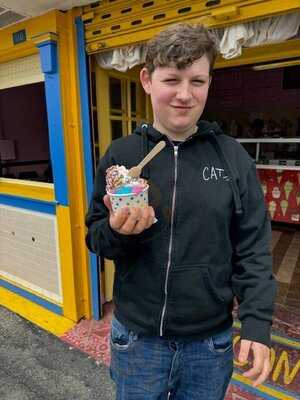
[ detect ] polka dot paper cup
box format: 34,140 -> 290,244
107,185 -> 149,213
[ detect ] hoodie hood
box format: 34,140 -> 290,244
134,121 -> 242,215
133,120 -> 222,141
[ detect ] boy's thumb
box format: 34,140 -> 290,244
103,194 -> 113,213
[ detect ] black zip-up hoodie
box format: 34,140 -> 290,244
85,121 -> 277,346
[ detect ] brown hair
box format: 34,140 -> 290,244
145,23 -> 219,76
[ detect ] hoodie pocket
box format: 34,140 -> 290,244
168,264 -> 233,323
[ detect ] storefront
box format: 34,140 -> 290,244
1,0 -> 299,332
0,9 -> 93,333
79,0 -> 300,303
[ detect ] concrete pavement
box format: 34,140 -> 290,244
0,306 -> 116,400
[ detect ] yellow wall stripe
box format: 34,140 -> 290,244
0,178 -> 55,202
0,274 -> 61,305
0,286 -> 74,336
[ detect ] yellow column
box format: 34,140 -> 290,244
57,9 -> 92,319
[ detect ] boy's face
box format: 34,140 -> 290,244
140,55 -> 211,139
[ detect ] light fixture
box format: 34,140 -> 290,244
252,59 -> 300,71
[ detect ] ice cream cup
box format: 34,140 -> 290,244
107,185 -> 149,213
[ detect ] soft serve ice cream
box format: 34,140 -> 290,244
106,165 -> 149,212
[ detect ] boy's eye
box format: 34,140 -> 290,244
192,80 -> 205,85
164,79 -> 178,83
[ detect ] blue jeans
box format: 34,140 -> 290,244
110,317 -> 233,400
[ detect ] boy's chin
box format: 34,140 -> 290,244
170,123 -> 196,134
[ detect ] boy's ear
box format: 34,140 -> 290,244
140,67 -> 152,94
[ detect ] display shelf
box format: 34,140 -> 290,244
237,137 -> 300,163
238,138 -> 300,143
256,165 -> 300,171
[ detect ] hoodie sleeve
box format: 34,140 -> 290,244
85,147 -> 140,260
231,162 -> 277,347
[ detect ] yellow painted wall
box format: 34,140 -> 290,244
83,0 -> 300,52
0,11 -> 58,63
0,9 -> 91,323
56,9 -> 92,319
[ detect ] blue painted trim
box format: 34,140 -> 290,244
232,376 -> 299,400
90,253 -> 100,320
75,16 -> 101,320
75,17 -> 94,202
37,40 -> 69,206
0,194 -> 56,214
38,40 -> 57,74
0,279 -> 62,315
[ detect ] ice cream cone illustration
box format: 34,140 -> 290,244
277,173 -> 283,184
272,186 -> 280,199
284,181 -> 293,200
280,200 -> 288,216
296,191 -> 300,207
262,183 -> 267,196
269,201 -> 276,219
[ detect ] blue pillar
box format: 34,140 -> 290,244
76,17 -> 101,320
37,39 -> 69,206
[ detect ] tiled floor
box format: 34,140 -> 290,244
61,225 -> 300,399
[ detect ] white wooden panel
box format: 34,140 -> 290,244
0,53 -> 44,90
0,204 -> 62,303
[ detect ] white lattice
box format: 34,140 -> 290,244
0,53 -> 44,90
0,204 -> 62,303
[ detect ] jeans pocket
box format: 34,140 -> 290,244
208,328 -> 233,354
110,317 -> 138,352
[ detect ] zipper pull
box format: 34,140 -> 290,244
174,146 -> 178,157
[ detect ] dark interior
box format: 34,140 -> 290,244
0,82 -> 52,182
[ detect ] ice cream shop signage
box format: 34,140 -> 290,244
258,169 -> 300,224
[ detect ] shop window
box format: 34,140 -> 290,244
111,119 -> 123,140
109,77 -> 122,112
203,64 -> 300,167
0,82 -> 52,182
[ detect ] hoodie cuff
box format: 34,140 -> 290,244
241,317 -> 272,347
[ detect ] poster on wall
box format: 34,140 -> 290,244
258,169 -> 300,224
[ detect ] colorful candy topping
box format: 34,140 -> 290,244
106,165 -> 147,195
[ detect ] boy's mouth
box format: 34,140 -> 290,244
171,105 -> 193,110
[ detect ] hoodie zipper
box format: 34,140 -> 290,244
159,145 -> 179,336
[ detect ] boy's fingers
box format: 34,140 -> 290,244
252,359 -> 271,387
134,207 -> 152,233
110,207 -> 130,230
121,207 -> 142,234
109,206 -> 156,235
239,340 -> 251,363
103,195 -> 112,213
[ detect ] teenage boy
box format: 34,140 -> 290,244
86,23 -> 276,400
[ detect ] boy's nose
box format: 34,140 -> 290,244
175,84 -> 192,102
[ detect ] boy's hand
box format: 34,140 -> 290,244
238,339 -> 271,387
103,194 -> 155,235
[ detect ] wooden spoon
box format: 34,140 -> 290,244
128,140 -> 166,178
